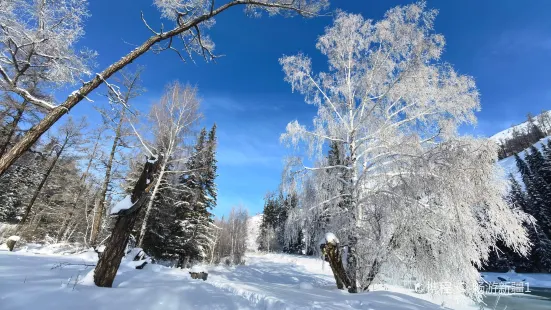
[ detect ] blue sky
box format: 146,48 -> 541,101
64,0 -> 551,217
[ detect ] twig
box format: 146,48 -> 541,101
51,262 -> 96,270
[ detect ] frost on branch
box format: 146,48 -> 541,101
151,0 -> 327,63
0,0 -> 95,109
279,2 -> 530,297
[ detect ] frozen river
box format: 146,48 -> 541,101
481,287 -> 551,309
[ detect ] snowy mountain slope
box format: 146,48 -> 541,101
246,213 -> 262,252
0,248 -> 479,310
490,111 -> 551,142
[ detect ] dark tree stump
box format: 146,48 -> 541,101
93,155 -> 162,287
6,239 -> 17,251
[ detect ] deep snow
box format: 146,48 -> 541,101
0,246 -> 483,310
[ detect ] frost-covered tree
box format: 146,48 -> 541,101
279,3 -> 530,296
211,206 -> 248,265
136,82 -> 202,248
0,0 -> 94,110
90,69 -> 144,246
0,0 -> 329,177
258,192 -> 286,252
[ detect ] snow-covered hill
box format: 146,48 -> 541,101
490,111 -> 551,142
246,214 -> 262,252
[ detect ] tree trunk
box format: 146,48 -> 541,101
93,211 -> 140,287
346,235 -> 358,293
322,241 -> 350,290
346,133 -> 359,293
137,167 -> 165,247
94,154 -> 162,287
91,115 -> 124,246
20,142 -> 66,224
362,259 -> 380,291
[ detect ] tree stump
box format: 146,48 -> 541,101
189,271 -> 208,281
320,240 -> 351,290
6,239 -> 17,251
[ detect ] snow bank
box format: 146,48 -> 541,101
79,269 -> 96,286
110,195 -> 134,214
10,242 -> 90,257
7,235 -> 20,242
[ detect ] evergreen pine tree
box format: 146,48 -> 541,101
0,152 -> 43,223
205,124 -> 218,210
513,156 -> 551,272
166,127 -> 218,265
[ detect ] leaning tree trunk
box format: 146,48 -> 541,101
94,154 -> 162,287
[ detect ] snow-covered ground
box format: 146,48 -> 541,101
0,245 -> 486,310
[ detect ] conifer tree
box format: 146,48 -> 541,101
512,156 -> 551,272
167,126 -> 218,266
516,153 -> 551,236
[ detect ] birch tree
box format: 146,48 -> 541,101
136,82 -> 201,247
90,70 -> 143,246
280,3 -> 530,297
0,0 -> 329,176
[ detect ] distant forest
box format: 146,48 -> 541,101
496,112 -> 551,160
